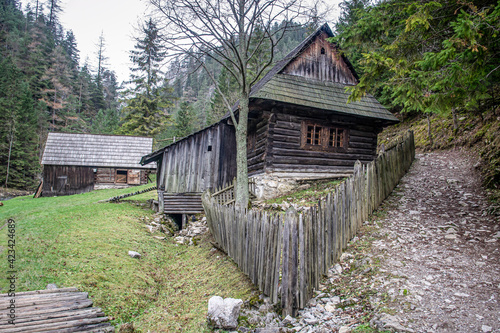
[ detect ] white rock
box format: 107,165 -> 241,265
207,296 -> 243,329
482,325 -> 493,332
324,303 -> 336,313
128,251 -> 141,258
454,292 -> 470,297
339,326 -> 351,333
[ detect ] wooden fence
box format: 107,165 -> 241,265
211,178 -> 256,205
202,130 -> 415,316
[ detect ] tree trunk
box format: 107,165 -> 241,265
5,125 -> 14,187
427,113 -> 433,148
235,95 -> 249,209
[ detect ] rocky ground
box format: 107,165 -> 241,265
233,150 -> 500,333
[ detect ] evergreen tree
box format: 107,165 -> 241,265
173,99 -> 195,137
118,18 -> 174,137
91,32 -> 107,112
208,66 -> 238,125
91,108 -> 120,134
0,56 -> 40,188
335,0 -> 500,117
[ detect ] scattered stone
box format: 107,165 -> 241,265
146,225 -> 158,233
254,328 -> 285,333
304,317 -> 319,325
207,296 -> 243,329
281,315 -> 296,326
128,251 -> 141,259
338,326 -> 351,333
482,325 -> 493,332
46,283 -> 58,290
454,292 -> 470,297
152,236 -> 166,240
324,303 -> 336,313
370,313 -> 414,333
175,236 -> 188,244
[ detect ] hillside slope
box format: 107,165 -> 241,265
379,110 -> 500,203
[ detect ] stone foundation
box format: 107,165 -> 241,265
250,172 -> 350,200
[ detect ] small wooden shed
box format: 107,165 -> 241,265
141,23 -> 399,215
41,133 -> 155,196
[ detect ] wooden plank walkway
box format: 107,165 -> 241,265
0,287 -> 115,332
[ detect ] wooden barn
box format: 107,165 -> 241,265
41,133 -> 155,196
141,23 -> 399,215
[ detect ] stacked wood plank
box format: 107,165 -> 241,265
202,130 -> 415,317
0,287 -> 114,332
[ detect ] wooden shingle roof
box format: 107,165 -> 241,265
42,133 -> 155,169
246,23 -> 398,124
253,74 -> 398,122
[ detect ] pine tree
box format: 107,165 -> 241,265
0,56 -> 40,188
174,99 -> 195,137
118,18 -> 174,137
91,32 -> 107,112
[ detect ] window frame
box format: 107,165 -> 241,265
300,121 -> 348,152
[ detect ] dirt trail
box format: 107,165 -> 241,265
371,150 -> 500,332
236,149 -> 499,333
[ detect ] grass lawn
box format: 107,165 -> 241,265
0,184 -> 255,332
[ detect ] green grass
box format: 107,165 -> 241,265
0,184 -> 255,332
264,179 -> 344,207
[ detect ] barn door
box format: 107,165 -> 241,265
127,170 -> 140,185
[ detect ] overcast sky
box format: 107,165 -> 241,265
57,0 -> 149,83
21,0 -> 341,84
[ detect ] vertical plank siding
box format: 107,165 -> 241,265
160,123 -> 237,194
203,131 -> 415,317
42,165 -> 95,196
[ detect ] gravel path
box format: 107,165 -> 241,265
369,150 -> 500,332
238,149 -> 500,333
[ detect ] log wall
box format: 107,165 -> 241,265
266,107 -> 379,174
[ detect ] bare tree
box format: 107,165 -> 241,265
149,0 -> 322,208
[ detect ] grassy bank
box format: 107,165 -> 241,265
0,185 -> 255,332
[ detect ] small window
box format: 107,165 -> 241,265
320,47 -> 325,55
306,124 -> 322,145
301,122 -> 348,151
328,128 -> 345,148
116,169 -> 127,183
207,145 -> 212,152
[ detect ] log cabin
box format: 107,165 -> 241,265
140,23 -> 399,216
41,133 -> 155,196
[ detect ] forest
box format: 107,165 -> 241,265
1,0 -> 499,192
0,0 -> 316,190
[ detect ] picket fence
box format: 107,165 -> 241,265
202,130 -> 415,316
